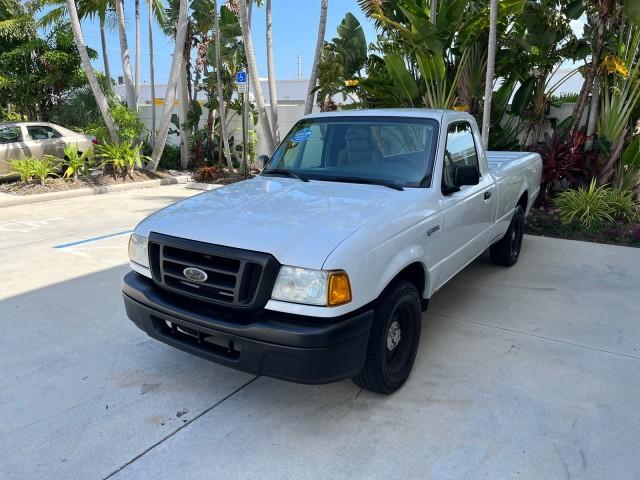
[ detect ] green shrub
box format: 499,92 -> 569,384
602,187 -> 638,222
86,104 -> 145,144
96,141 -> 150,179
55,143 -> 94,180
31,157 -> 61,186
554,179 -> 639,228
159,145 -> 181,170
9,158 -> 36,182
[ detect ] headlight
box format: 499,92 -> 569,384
128,234 -> 149,268
271,266 -> 351,307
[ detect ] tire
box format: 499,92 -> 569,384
352,281 -> 422,394
490,205 -> 525,266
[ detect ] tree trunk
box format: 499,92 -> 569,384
147,0 -> 189,171
238,0 -> 276,153
304,0 -> 328,115
178,67 -> 191,169
585,75 -> 600,150
99,15 -> 112,92
572,21 -> 605,134
481,0 -> 497,149
135,0 -> 141,107
148,0 -> 156,147
213,0 -> 233,171
115,0 -> 137,111
66,0 -> 118,143
265,0 -> 280,142
430,0 -> 437,24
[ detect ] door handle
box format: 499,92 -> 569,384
484,191 -> 492,200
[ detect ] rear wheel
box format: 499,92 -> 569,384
352,281 -> 422,394
490,205 -> 525,266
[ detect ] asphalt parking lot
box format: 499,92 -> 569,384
1,185 -> 639,480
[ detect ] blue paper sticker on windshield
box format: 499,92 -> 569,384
292,127 -> 312,142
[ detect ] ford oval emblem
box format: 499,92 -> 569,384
183,267 -> 208,283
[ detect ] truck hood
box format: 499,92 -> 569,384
136,177 -> 413,269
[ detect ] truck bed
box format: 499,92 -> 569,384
486,151 -> 540,180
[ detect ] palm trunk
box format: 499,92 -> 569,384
585,75 -> 600,150
430,0 -> 437,23
99,15 -> 112,92
115,0 -> 137,111
213,0 -> 233,171
481,0 -> 498,149
147,0 -> 189,171
66,0 -> 118,143
178,67 -> 191,169
135,0 -> 141,107
572,21 -> 605,134
238,0 -> 276,153
148,0 -> 156,147
265,0 -> 279,142
304,0 -> 328,115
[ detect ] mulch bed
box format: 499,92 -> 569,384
526,206 -> 640,248
0,170 -> 176,196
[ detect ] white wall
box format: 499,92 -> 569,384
138,103 -> 306,158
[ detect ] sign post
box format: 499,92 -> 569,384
235,70 -> 248,178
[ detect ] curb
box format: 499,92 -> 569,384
185,182 -> 224,191
0,175 -> 191,208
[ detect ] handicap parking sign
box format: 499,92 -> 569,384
236,71 -> 247,83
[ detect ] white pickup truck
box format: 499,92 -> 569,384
123,109 -> 541,394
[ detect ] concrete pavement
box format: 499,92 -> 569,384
1,185 -> 639,479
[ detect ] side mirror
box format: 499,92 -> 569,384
454,165 -> 480,187
256,154 -> 270,171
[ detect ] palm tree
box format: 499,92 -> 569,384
213,0 -> 233,171
66,0 -> 118,142
481,0 -> 497,149
265,0 -> 279,141
148,0 -> 156,146
148,0 -> 189,171
38,0 -> 114,90
238,0 -> 276,153
305,0 -> 328,115
135,0 -> 141,105
115,0 -> 137,110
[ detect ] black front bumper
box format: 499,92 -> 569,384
122,272 -> 373,384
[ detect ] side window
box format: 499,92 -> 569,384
442,122 -> 479,189
0,126 -> 23,144
27,125 -> 61,140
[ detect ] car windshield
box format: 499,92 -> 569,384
263,116 -> 439,188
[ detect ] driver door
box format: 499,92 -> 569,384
435,121 -> 495,288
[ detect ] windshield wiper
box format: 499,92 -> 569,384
261,169 -> 309,182
318,176 -> 404,191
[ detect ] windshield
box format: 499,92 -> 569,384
263,116 -> 439,188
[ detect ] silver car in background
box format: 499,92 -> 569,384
0,122 -> 95,178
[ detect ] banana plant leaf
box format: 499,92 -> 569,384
383,54 -> 419,106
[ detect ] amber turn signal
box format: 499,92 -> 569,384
327,272 -> 352,306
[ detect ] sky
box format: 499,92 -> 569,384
68,0 -> 377,85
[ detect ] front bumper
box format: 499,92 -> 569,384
122,272 -> 373,384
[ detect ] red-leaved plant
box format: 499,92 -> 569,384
532,131 -> 598,200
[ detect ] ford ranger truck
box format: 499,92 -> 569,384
123,109 -> 542,394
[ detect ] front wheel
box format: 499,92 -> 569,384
490,205 -> 525,266
352,281 -> 422,394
